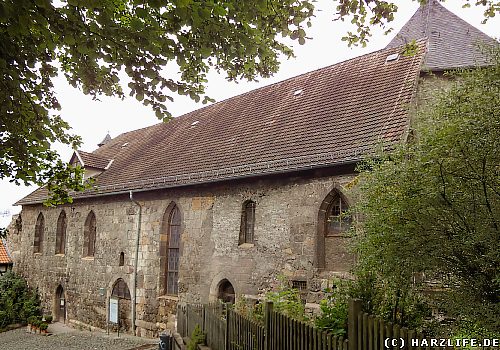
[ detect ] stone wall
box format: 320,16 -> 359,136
10,166 -> 357,337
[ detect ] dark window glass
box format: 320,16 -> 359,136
84,211 -> 97,257
34,213 -> 44,253
326,196 -> 351,235
239,201 -> 256,244
166,206 -> 181,295
55,211 -> 67,254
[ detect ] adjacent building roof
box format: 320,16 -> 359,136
16,42 -> 426,205
386,0 -> 498,71
0,240 -> 12,265
70,150 -> 112,170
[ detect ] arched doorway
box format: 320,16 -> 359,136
217,279 -> 235,304
55,285 -> 66,322
111,279 -> 132,332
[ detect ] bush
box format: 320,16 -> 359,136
39,322 -> 48,331
44,315 -> 53,323
315,279 -> 349,336
265,276 -> 308,322
0,271 -> 41,329
187,325 -> 206,350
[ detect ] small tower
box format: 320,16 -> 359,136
97,133 -> 112,147
386,0 -> 497,71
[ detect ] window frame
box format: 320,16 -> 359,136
55,210 -> 67,255
239,200 -> 256,245
83,211 -> 97,257
33,213 -> 44,253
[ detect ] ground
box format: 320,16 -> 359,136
0,323 -> 157,350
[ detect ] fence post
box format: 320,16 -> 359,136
225,305 -> 230,350
264,301 -> 274,350
348,299 -> 362,350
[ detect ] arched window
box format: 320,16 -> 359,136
83,211 -> 97,257
316,189 -> 353,269
239,200 -> 256,244
112,278 -> 131,299
119,252 -> 125,266
55,211 -> 67,254
160,203 -> 181,295
325,196 -> 352,236
34,213 -> 44,253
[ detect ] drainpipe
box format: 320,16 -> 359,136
129,191 -> 142,336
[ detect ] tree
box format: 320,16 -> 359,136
1,0 -> 498,208
0,0 -> 314,203
352,47 -> 500,334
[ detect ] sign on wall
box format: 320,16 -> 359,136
109,297 -> 119,324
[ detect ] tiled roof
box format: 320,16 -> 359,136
0,240 -> 12,264
16,42 -> 426,205
386,0 -> 498,70
75,150 -> 112,170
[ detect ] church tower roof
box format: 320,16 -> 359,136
386,0 -> 497,70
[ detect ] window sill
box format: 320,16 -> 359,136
81,256 -> 95,261
158,295 -> 179,301
33,252 -> 42,256
238,243 -> 255,249
325,233 -> 348,238
54,254 -> 65,257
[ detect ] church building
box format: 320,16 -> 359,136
7,0 -> 496,337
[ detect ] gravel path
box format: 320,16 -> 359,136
0,326 -> 157,350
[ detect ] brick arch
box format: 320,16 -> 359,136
159,201 -> 183,296
315,184 -> 352,270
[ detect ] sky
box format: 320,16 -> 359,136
1,0 -> 499,228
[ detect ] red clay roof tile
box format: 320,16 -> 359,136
0,240 -> 12,264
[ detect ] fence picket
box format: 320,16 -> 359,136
181,299 -> 426,350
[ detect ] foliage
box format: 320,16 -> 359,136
450,320 -> 500,349
315,279 -> 349,336
233,297 -> 265,325
44,315 -> 53,323
187,324 -> 206,350
2,1 -> 498,206
39,322 -> 48,331
352,47 -> 500,333
0,0 -> 315,201
0,271 -> 41,329
334,0 -> 500,47
265,276 -> 308,322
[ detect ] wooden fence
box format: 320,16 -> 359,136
178,299 -> 463,350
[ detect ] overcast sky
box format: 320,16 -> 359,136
1,0 -> 498,228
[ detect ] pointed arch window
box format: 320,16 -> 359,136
34,213 -> 44,253
239,200 -> 256,244
83,211 -> 97,257
55,211 -> 67,255
317,189 -> 353,269
325,196 -> 352,236
160,203 -> 181,295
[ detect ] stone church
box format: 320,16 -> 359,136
7,0 -> 496,338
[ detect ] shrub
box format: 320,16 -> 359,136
265,276 -> 308,322
44,315 -> 53,323
0,271 -> 41,328
315,279 -> 349,336
187,325 -> 206,350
